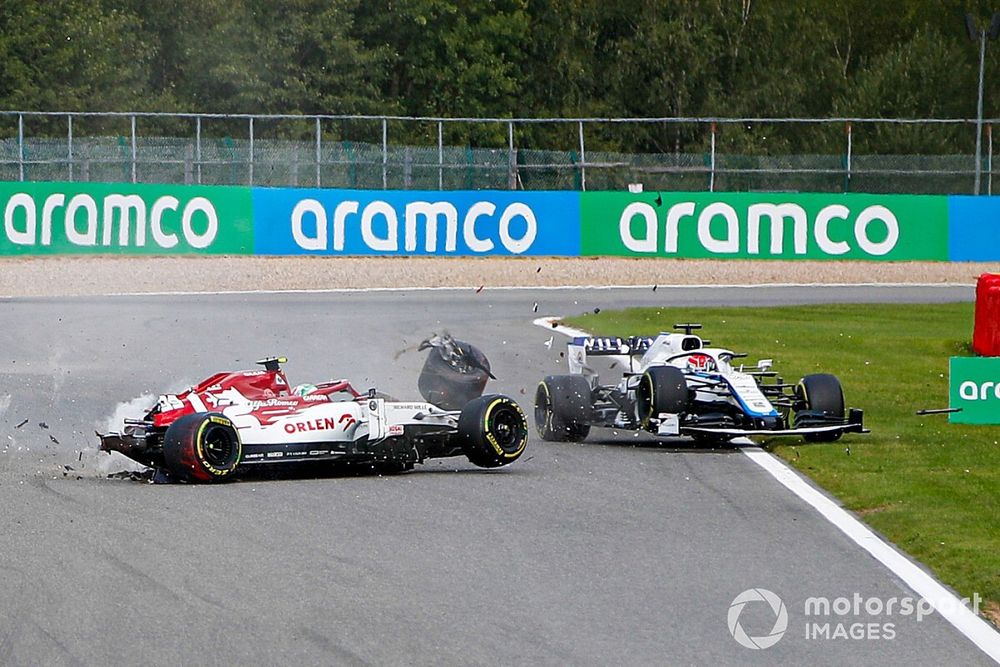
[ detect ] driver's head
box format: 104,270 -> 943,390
686,353 -> 715,372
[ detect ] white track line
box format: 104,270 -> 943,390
532,317 -> 591,338
741,447 -> 1000,662
534,316 -> 1000,662
76,282 -> 974,298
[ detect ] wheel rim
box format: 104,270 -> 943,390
202,425 -> 237,467
638,373 -> 654,424
534,385 -> 553,431
490,406 -> 524,453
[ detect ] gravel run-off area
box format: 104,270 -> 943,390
0,256 -> 998,297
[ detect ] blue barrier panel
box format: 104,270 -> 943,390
949,196 -> 1000,261
253,188 -> 580,256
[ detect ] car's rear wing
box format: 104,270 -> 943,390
567,336 -> 653,377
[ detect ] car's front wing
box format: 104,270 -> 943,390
680,422 -> 869,438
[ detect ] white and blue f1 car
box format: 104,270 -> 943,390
535,324 -> 866,443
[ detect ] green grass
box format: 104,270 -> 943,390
564,303 -> 1000,616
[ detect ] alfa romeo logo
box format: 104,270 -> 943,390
727,588 -> 788,650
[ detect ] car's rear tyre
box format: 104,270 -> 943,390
418,340 -> 491,410
459,394 -> 528,468
636,365 -> 688,429
163,413 -> 242,482
794,373 -> 845,443
535,375 -> 592,442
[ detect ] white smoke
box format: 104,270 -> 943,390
92,449 -> 148,475
0,394 -> 11,420
99,393 -> 157,433
88,393 -> 159,474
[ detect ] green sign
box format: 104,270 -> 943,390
0,182 -> 253,255
580,192 -> 949,260
949,356 -> 1000,424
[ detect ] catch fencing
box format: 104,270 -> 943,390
0,111 -> 996,195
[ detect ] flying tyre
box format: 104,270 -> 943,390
636,365 -> 688,428
162,413 -> 242,482
459,394 -> 528,468
794,373 -> 845,442
418,338 -> 492,410
535,375 -> 592,442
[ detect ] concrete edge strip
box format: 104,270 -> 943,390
99,282 -> 970,297
533,315 -> 1000,662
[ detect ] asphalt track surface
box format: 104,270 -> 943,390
0,284 -> 993,665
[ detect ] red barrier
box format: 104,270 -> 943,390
973,273 -> 1000,356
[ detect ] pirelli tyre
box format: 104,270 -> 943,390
636,365 -> 688,429
794,373 -> 845,443
458,394 -> 528,468
535,375 -> 592,442
418,340 -> 491,410
162,413 -> 242,482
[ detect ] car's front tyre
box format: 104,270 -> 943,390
459,394 -> 528,468
636,365 -> 688,429
794,373 -> 845,443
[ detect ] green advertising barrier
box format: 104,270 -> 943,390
0,182 -> 253,255
580,192 -> 949,260
950,356 -> 1000,424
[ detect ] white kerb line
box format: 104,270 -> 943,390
742,446 -> 1000,663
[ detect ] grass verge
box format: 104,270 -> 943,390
563,302 -> 999,617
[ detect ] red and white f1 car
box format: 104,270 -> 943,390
99,341 -> 527,482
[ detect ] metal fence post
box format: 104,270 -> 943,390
438,121 -> 443,190
845,121 -> 853,193
710,122 -> 717,192
975,29 -> 987,195
249,116 -> 254,185
382,117 -> 388,189
989,123 -> 994,196
196,116 -> 202,185
315,117 -> 322,187
17,113 -> 24,182
130,114 -> 137,184
67,114 -> 74,183
508,121 -> 516,190
578,120 -> 586,191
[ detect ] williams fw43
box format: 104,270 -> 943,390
535,324 -> 867,444
99,337 -> 527,482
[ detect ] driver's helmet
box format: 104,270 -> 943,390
685,353 -> 716,373
292,383 -> 318,397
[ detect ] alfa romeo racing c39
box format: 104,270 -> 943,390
99,339 -> 527,482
